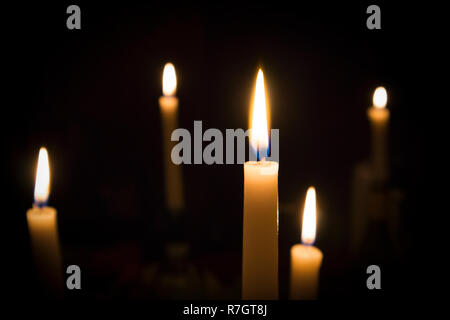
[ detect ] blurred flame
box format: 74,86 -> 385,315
301,187 -> 317,245
163,63 -> 177,96
34,147 -> 50,205
250,69 -> 269,158
373,86 -> 387,109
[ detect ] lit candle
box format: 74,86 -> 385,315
367,86 -> 389,184
26,147 -> 64,295
290,187 -> 323,300
242,69 -> 279,300
159,63 -> 184,213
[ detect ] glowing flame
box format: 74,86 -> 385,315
34,147 -> 50,206
250,69 -> 269,159
373,86 -> 387,109
163,63 -> 177,96
301,187 -> 317,245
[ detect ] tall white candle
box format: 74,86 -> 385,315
242,69 -> 279,300
367,86 -> 389,184
26,147 -> 64,295
159,63 -> 184,213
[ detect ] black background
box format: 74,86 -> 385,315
4,1 -> 430,304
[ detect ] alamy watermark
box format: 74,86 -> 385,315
170,121 -> 279,165
366,265 -> 381,290
66,5 -> 81,30
66,265 -> 81,290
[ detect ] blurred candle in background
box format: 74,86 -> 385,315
290,187 -> 323,300
367,86 -> 389,184
159,63 -> 184,213
242,69 -> 279,300
26,147 -> 64,296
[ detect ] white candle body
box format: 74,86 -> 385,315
289,244 -> 323,300
26,206 -> 63,295
367,107 -> 390,184
159,96 -> 184,212
242,161 -> 279,299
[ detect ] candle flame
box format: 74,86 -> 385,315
163,63 -> 177,96
249,69 -> 269,159
301,186 -> 317,245
373,86 -> 387,109
34,147 -> 50,206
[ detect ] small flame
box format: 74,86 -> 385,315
373,86 -> 387,109
301,187 -> 317,245
249,69 -> 269,159
34,147 -> 50,206
162,63 -> 177,96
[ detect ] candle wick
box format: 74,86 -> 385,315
33,201 -> 46,209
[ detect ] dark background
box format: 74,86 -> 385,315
5,1 -> 428,301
